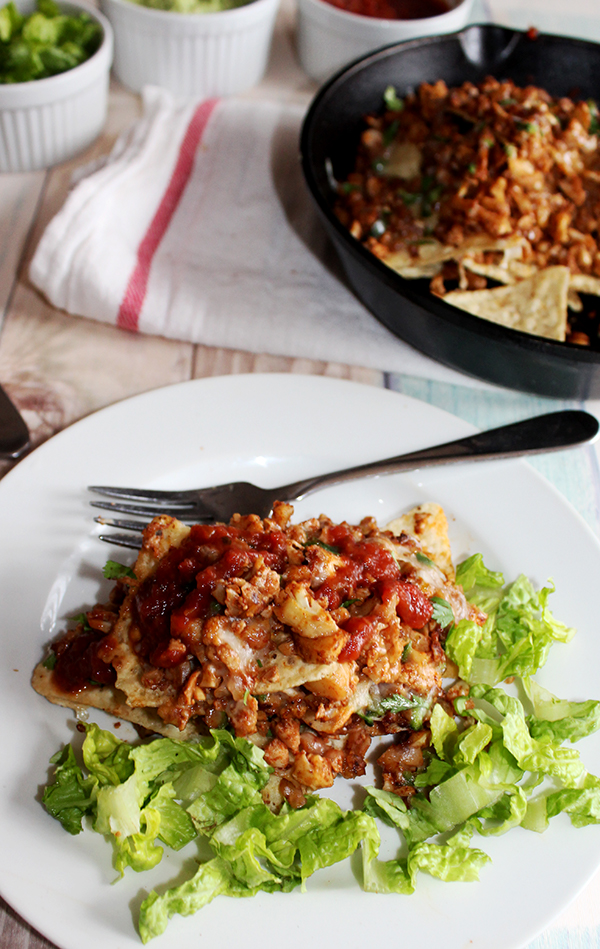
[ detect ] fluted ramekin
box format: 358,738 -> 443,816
297,0 -> 474,84
99,0 -> 280,98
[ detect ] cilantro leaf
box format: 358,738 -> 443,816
430,596 -> 454,630
103,560 -> 136,580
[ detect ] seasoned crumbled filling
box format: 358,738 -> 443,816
43,502 -> 484,803
335,77 -> 600,344
336,77 -> 600,275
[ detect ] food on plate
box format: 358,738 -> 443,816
126,0 -> 252,13
38,505 -> 600,941
334,76 -> 600,344
0,0 -> 103,83
34,501 -> 479,804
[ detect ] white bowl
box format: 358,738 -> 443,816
297,0 -> 474,83
0,0 -> 113,173
100,0 -> 280,98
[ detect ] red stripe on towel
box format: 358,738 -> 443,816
117,97 -> 219,332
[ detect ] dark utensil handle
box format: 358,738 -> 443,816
282,410 -> 599,500
0,384 -> 29,459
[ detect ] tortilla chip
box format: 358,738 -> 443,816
31,663 -> 200,739
569,273 -> 600,296
442,266 -> 570,341
386,502 -> 454,580
568,289 -> 584,312
462,258 -> 537,285
385,235 -> 525,281
384,141 -> 422,180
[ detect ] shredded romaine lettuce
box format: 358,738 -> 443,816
40,554 -> 600,941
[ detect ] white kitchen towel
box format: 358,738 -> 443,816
30,86 -> 493,388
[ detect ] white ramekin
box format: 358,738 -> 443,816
297,0 -> 474,84
99,0 -> 280,98
0,1 -> 113,173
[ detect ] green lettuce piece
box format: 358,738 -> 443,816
298,810 -> 376,886
430,702 -> 459,758
409,761 -> 504,841
186,758 -> 270,831
447,559 -> 574,685
113,806 -> 164,876
0,2 -> 22,41
0,0 -> 102,83
455,553 -> 505,612
473,787 -> 528,836
407,823 -> 491,884
363,787 -> 411,830
470,685 -> 587,788
546,782 -> 600,827
94,772 -> 143,839
361,805 -> 490,891
42,744 -> 98,834
523,678 -> 600,743
139,856 -> 247,943
523,775 -> 600,833
151,786 -> 197,850
361,819 -> 414,895
82,722 -> 135,786
445,619 -> 486,681
21,12 -> 61,45
139,795 -> 376,941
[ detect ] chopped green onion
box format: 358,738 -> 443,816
382,119 -> 400,148
416,552 -> 436,567
383,85 -> 404,112
305,540 -> 340,554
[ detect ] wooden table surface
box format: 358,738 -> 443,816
3,0 -> 600,946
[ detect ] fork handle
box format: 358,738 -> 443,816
279,410 -> 599,502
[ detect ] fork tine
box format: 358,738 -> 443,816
95,516 -> 149,532
91,499 -> 199,520
98,532 -> 142,549
89,485 -> 198,505
91,499 -> 217,523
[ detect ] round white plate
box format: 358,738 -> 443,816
1,373 -> 599,949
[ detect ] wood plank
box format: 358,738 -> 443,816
0,288 -> 194,452
0,896 -> 55,949
192,345 -> 386,385
0,78 -> 190,479
0,171 -> 45,327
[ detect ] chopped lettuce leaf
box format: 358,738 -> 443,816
447,561 -> 574,684
42,744 -> 97,834
0,0 -> 102,83
406,823 -> 491,884
524,678 -> 600,743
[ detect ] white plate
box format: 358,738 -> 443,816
1,373 -> 600,949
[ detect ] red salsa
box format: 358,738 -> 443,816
52,629 -> 117,695
323,0 -> 450,20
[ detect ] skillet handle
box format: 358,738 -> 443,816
459,24 -> 521,69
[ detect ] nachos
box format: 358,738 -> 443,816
335,76 -> 600,344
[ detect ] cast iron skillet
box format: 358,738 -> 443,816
300,25 -> 600,398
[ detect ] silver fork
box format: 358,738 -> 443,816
90,409 -> 598,548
